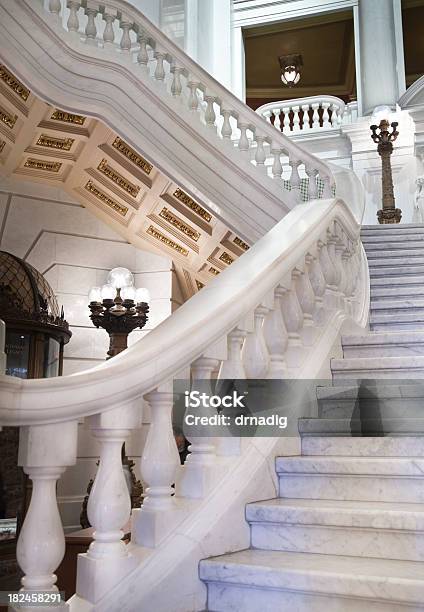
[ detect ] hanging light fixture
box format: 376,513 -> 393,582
279,54 -> 303,87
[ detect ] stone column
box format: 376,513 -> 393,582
356,0 -> 406,115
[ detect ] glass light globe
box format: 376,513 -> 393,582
135,287 -> 150,303
107,267 -> 134,289
121,285 -> 136,301
88,286 -> 102,303
371,105 -> 393,124
101,283 -> 115,300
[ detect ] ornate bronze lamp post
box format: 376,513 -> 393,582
370,119 -> 402,224
88,267 -> 149,358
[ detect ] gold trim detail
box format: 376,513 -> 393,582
51,110 -> 86,125
196,280 -> 205,290
112,137 -> 153,175
84,180 -> 128,216
97,158 -> 140,198
0,141 -> 5,154
36,134 -> 75,151
219,251 -> 234,265
0,65 -> 30,101
159,207 -> 200,242
146,225 -> 189,256
24,158 -> 62,172
0,106 -> 17,129
233,237 -> 250,251
172,188 -> 212,222
209,267 -> 220,276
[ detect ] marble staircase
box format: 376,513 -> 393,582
200,225 -> 424,611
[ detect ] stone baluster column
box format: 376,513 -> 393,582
279,277 -> 306,369
66,1 -> 81,36
242,305 -> 270,379
311,103 -> 320,129
102,9 -> 117,47
292,105 -> 300,132
294,263 -> 318,346
308,246 -> 327,325
84,2 -> 98,45
263,286 -> 288,378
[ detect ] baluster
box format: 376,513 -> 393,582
305,167 -> 318,200
311,103 -> 320,129
132,388 -> 181,547
292,105 -> 300,132
238,122 -> 250,153
204,95 -> 216,130
289,158 -> 302,201
255,135 -> 266,169
187,80 -> 199,112
321,173 -> 333,198
49,0 -> 61,19
319,235 -> 338,310
273,108 -> 281,131
219,327 -> 247,379
154,51 -> 166,82
294,264 -> 317,346
16,422 -> 77,595
301,104 -> 311,130
84,4 -> 98,45
282,107 -> 290,134
102,10 -> 116,47
322,102 -> 331,128
66,1 -> 80,34
330,104 -> 338,128
280,278 -> 306,369
271,145 -> 283,180
119,17 -> 132,53
263,286 -> 288,378
243,305 -> 270,378
221,109 -> 232,140
327,228 -> 343,308
137,32 -> 149,73
262,110 -> 272,124
170,65 -> 183,97
308,244 -> 327,325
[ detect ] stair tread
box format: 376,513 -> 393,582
332,355 -> 424,368
276,455 -> 424,475
341,332 -> 424,346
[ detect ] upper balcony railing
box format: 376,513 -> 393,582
256,96 -> 359,135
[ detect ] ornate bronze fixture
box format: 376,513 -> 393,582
370,119 -> 402,224
279,53 -> 303,87
88,267 -> 149,359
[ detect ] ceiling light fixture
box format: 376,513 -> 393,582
279,53 -> 303,87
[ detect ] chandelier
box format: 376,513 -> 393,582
279,53 -> 303,87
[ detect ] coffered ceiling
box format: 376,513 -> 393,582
0,65 -> 250,301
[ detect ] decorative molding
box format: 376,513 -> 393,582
112,137 -> 153,175
0,64 -> 30,101
172,188 -> 212,222
209,266 -> 220,276
146,225 -> 189,256
36,134 -> 74,151
196,280 -> 204,290
51,109 -> 86,125
97,158 -> 140,198
0,105 -> 17,129
84,180 -> 128,216
233,236 -> 250,251
159,207 -> 200,242
219,251 -> 234,265
24,158 -> 62,172
0,140 -> 5,153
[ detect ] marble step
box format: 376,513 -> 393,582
341,332 -> 424,358
370,299 -> 424,314
247,498 -> 424,561
277,456 -> 424,502
200,549 -> 424,611
369,265 -> 424,277
368,257 -> 424,267
370,275 -> 424,286
301,436 -> 424,456
362,235 -> 424,244
331,355 -> 424,379
362,223 -> 424,233
369,313 -> 424,332
366,249 -> 424,260
298,417 -> 424,436
370,287 -> 424,300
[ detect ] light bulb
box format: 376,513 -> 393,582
88,286 -> 102,303
121,285 -> 136,301
135,287 -> 150,303
101,283 -> 115,300
107,267 -> 134,289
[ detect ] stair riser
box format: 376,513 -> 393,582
206,583 -> 421,612
318,400 -> 424,418
371,289 -> 424,299
368,259 -> 424,267
342,345 -> 424,357
370,277 -> 424,287
279,475 -> 424,503
363,241 -> 424,248
367,251 -> 424,260
369,267 -> 424,277
301,436 -> 424,456
250,523 -> 424,562
370,323 -> 424,333
370,307 -> 424,316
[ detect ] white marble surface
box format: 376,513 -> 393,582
301,436 -> 424,457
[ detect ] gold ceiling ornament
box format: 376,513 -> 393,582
196,280 -> 205,290
51,109 -> 86,125
112,137 -> 153,175
233,236 -> 250,251
172,188 -> 212,222
24,158 -> 62,172
0,106 -> 18,129
84,180 -> 128,216
0,65 -> 30,101
159,207 -> 200,242
97,158 -> 140,198
0,141 -> 5,153
219,251 -> 234,265
209,266 -> 220,276
146,225 -> 189,256
36,134 -> 75,151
